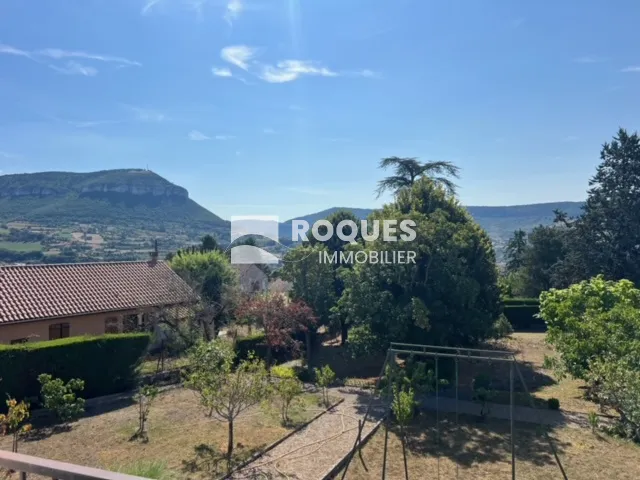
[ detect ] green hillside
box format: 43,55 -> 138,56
0,169 -> 225,229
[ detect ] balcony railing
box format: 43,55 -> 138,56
0,450 -> 149,480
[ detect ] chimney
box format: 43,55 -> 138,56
149,239 -> 159,264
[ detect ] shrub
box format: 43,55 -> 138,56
547,398 -> 560,410
271,365 -> 296,380
0,398 -> 32,453
38,374 -> 85,424
492,314 -> 513,338
131,384 -> 160,443
0,334 -> 150,402
117,460 -> 173,479
315,365 -> 336,406
273,378 -> 303,425
234,333 -> 289,364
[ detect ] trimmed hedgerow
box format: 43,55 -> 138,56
0,334 -> 150,402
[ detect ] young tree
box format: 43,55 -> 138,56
0,399 -> 32,453
505,229 -> 527,273
273,377 -> 304,425
185,340 -> 269,470
169,249 -> 240,341
238,294 -> 302,370
376,156 -> 460,197
38,374 -> 85,425
391,386 -> 415,480
285,300 -> 317,370
315,365 -> 336,406
131,384 -> 160,443
280,244 -> 337,329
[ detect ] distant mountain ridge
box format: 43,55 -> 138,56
0,169 -> 584,263
0,169 -> 225,229
281,202 -> 585,259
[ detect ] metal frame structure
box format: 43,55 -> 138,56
340,343 -> 568,480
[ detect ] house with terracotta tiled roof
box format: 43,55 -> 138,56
0,260 -> 194,344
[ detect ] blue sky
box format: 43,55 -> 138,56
1,0 -> 640,221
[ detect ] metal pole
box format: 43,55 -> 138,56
381,418 -> 389,480
455,356 -> 459,480
436,354 -> 440,480
510,361 -> 515,480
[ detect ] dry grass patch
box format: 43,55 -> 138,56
343,411 -> 640,480
493,332 -> 600,414
0,387 -> 323,479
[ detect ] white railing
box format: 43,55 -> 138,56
0,450 -> 149,480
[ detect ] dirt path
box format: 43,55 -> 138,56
231,387 -> 387,480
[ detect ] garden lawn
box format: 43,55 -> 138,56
343,411 -> 640,480
494,332 -> 601,414
0,387 -> 323,479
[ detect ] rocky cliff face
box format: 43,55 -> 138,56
0,170 -> 189,200
79,183 -> 188,198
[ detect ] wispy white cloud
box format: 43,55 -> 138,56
224,0 -> 243,26
621,66 -> 640,73
49,61 -> 98,76
188,130 -> 210,141
259,60 -> 338,83
0,151 -> 21,159
263,128 -> 276,134
221,45 -> 256,71
141,0 -> 163,15
37,48 -> 140,67
0,43 -> 32,59
564,135 -> 579,141
212,66 -> 233,77
218,45 -> 376,84
215,134 -> 235,140
573,56 -> 606,64
121,104 -> 167,122
0,43 -> 140,75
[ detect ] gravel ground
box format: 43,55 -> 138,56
232,387 -> 388,480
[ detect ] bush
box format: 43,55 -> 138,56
38,374 -> 85,423
315,365 -> 336,406
271,365 -> 296,379
492,314 -> 513,338
234,334 -> 289,364
547,398 -> 560,410
0,334 -> 150,403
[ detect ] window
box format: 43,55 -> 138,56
10,338 -> 28,345
123,314 -> 140,333
49,323 -> 70,340
105,317 -> 119,334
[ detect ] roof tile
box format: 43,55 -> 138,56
0,261 -> 193,324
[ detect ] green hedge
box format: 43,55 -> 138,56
234,333 -> 291,364
503,305 -> 545,330
503,297 -> 540,306
0,333 -> 150,402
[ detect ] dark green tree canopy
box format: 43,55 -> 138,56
574,128 -> 640,284
337,178 -> 501,354
376,156 -> 460,198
